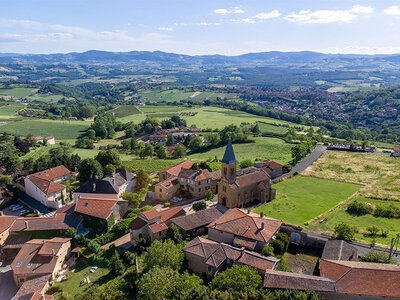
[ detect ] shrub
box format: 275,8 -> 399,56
164,202 -> 171,207
192,201 -> 207,211
205,189 -> 214,201
334,222 -> 354,240
87,240 -> 101,254
270,239 -> 285,256
347,201 -> 372,216
366,226 -> 379,237
261,245 -> 274,257
165,224 -> 182,244
360,250 -> 396,264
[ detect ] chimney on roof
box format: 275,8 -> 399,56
213,222 -> 217,228
260,222 -> 265,230
0,211 -> 3,216
240,247 -> 245,257
260,212 -> 264,218
52,249 -> 55,257
93,183 -> 96,192
24,221 -> 28,229
247,209 -> 250,214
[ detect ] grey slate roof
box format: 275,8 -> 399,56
171,207 -> 222,231
75,178 -> 118,194
263,270 -> 336,292
321,240 -> 358,261
221,137 -> 237,165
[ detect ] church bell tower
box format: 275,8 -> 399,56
221,137 -> 237,184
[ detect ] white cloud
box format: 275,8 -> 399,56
240,17 -> 256,24
214,8 -> 229,15
285,5 -> 373,24
199,22 -> 220,26
253,10 -> 281,20
158,27 -> 173,31
214,7 -> 244,15
385,6 -> 400,16
233,7 -> 245,14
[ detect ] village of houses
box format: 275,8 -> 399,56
0,138 -> 399,299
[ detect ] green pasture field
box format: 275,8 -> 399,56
303,151 -> 400,201
257,122 -> 289,134
188,137 -> 293,165
0,87 -> 37,98
0,119 -> 90,139
0,103 -> 25,117
139,89 -> 194,102
253,176 -> 361,225
307,195 -> 400,247
178,107 -> 303,129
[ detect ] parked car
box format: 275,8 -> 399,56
90,266 -> 98,273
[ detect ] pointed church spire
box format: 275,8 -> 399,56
222,136 -> 237,165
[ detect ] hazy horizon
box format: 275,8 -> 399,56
1,0 -> 400,55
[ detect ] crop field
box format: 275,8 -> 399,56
303,151 -> 400,201
253,176 -> 361,225
307,195 -> 400,247
0,103 -> 25,117
121,158 -> 184,173
138,89 -> 194,102
188,137 -> 293,165
111,105 -> 141,118
0,119 -> 90,139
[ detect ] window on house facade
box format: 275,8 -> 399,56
208,265 -> 213,272
199,188 -> 201,192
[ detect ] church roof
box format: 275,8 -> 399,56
222,137 -> 237,165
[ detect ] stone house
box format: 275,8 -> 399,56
218,138 -> 276,209
0,215 -> 17,246
183,236 -> 279,278
129,207 -> 185,244
255,160 -> 284,179
11,237 -> 71,287
155,160 -> 220,202
207,208 -> 282,252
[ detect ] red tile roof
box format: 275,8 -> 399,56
156,176 -> 179,188
10,214 -> 74,232
75,197 -> 121,220
159,206 -> 185,222
172,207 -> 222,232
149,221 -> 168,233
14,274 -> 52,300
11,238 -> 71,277
320,259 -> 400,298
140,208 -> 161,221
394,146 -> 400,152
162,160 -> 193,177
30,165 -> 70,181
262,161 -> 283,170
27,176 -> 66,195
129,217 -> 148,230
194,169 -> 211,181
233,170 -> 270,188
0,216 -> 17,234
208,208 -> 282,244
183,237 -> 278,271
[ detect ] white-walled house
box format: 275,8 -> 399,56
24,176 -> 66,209
45,136 -> 56,145
17,165 -> 71,209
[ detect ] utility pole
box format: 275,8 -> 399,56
389,233 -> 399,261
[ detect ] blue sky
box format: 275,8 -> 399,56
1,0 -> 400,55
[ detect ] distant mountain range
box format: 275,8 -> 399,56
1,50 -> 400,70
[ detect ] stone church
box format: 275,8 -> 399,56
218,137 -> 276,208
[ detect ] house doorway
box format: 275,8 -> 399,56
222,196 -> 227,206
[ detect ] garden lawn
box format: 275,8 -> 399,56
189,137 -> 293,165
253,176 -> 361,225
0,119 -> 90,139
307,195 -> 400,247
54,260 -> 114,298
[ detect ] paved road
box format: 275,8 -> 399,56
274,145 -> 327,182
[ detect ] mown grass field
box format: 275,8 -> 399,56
307,195 -> 400,247
257,122 -> 289,134
188,137 -> 293,165
303,151 -> 400,201
179,107 -> 302,129
0,119 -> 90,139
253,176 -> 361,225
0,87 -> 37,98
121,158 -> 184,173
